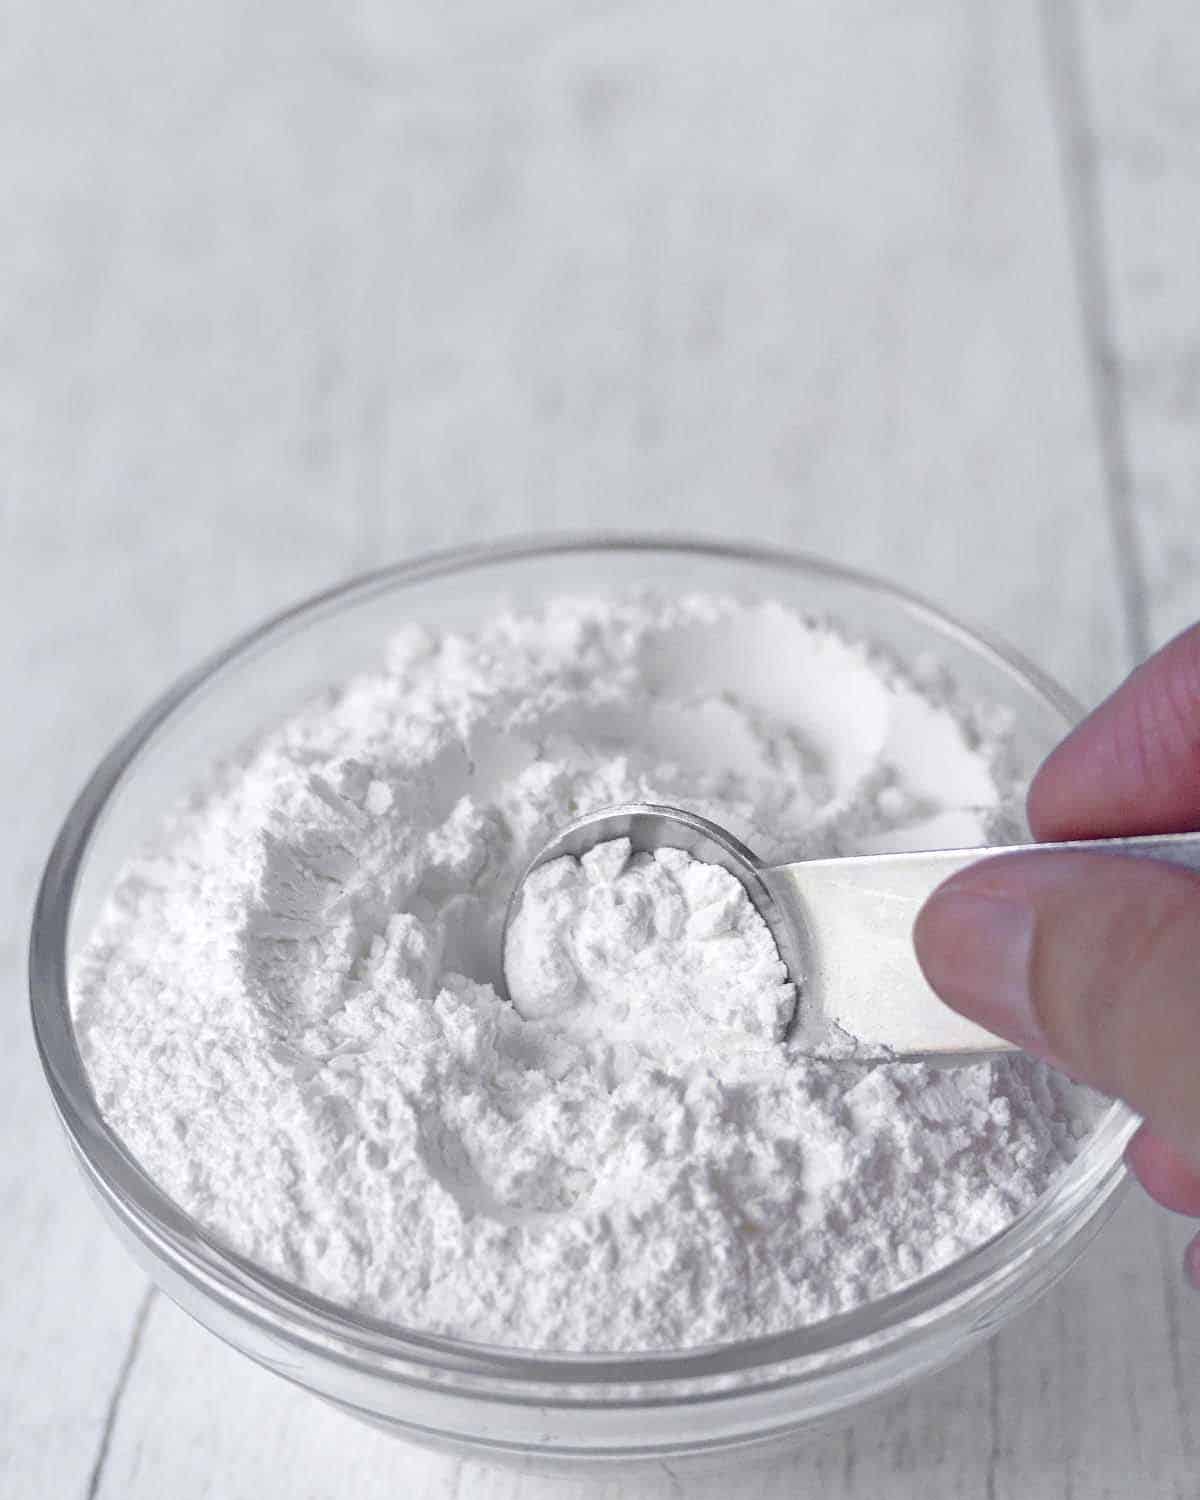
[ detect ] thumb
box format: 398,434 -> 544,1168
914,850 -> 1200,1166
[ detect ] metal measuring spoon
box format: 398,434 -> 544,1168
501,802 -> 1200,1060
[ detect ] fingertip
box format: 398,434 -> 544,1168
1129,1129 -> 1200,1289
913,882 -> 1050,1057
1125,1124 -> 1200,1216
1028,621 -> 1200,841
1026,733 -> 1092,841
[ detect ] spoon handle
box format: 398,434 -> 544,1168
768,830 -> 1200,1061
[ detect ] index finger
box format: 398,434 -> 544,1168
1029,622 -> 1200,841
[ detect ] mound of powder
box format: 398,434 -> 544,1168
504,838 -> 796,1053
72,594 -> 1098,1351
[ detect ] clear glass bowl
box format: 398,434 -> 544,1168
30,535 -> 1136,1475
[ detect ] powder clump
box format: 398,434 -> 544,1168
72,594 -> 1097,1351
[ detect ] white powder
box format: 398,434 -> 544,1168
72,594 -> 1096,1352
504,839 -> 796,1054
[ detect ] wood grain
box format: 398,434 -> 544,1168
1074,0 -> 1200,652
2,0 -> 1195,1495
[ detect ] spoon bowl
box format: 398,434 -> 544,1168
502,803 -> 809,1026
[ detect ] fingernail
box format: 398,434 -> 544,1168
914,889 -> 1046,1055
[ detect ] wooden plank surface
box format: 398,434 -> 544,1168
2,0 -> 1196,1495
1075,0 -> 1200,653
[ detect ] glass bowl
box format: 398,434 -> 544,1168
29,535 -> 1136,1475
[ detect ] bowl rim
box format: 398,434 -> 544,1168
29,530 -> 1137,1391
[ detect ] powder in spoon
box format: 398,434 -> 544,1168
72,594 -> 1097,1351
504,837 -> 795,1053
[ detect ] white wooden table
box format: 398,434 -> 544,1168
3,1 -> 1198,1494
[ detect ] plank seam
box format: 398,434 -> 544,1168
1037,0 -> 1150,670
985,1336 -> 1001,1500
1156,1218 -> 1197,1463
84,1286 -> 156,1500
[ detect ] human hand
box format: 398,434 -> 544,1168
914,623 -> 1200,1283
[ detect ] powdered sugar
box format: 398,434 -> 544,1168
504,838 -> 795,1054
71,594 -> 1097,1351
